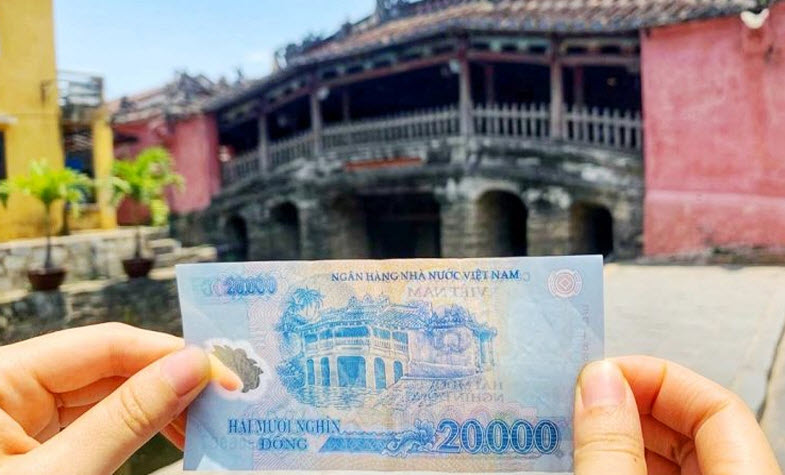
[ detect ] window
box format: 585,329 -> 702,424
0,131 -> 6,180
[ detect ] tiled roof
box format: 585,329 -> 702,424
206,0 -> 765,111
296,0 -> 759,64
110,73 -> 242,124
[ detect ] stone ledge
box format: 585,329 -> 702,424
0,267 -> 181,345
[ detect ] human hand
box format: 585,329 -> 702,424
0,323 -> 240,475
573,356 -> 782,474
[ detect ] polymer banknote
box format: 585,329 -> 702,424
176,256 -> 604,472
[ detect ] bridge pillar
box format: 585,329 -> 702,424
298,199 -> 330,260
526,198 -> 570,256
325,195 -> 370,259
611,198 -> 643,259
439,195 -> 482,258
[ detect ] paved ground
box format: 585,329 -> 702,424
152,264 -> 785,474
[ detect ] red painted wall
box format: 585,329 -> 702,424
642,4 -> 785,255
113,114 -> 219,224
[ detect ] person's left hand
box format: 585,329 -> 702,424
0,323 -> 239,475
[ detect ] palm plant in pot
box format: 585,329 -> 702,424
110,147 -> 183,279
0,161 -> 93,291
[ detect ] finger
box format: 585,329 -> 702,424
34,413 -> 60,442
614,356 -> 781,474
0,409 -> 39,455
58,404 -> 95,428
169,411 -> 188,437
574,360 -> 646,475
162,424 -> 185,450
208,353 -> 243,392
33,346 -> 210,475
640,415 -> 696,466
6,323 -> 182,393
58,377 -> 126,407
645,449 -> 680,475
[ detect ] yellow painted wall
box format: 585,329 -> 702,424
71,108 -> 118,231
0,0 -> 115,241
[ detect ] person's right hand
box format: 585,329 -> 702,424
574,355 -> 782,474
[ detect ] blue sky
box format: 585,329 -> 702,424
54,0 -> 373,99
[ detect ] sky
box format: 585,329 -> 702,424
54,0 -> 374,100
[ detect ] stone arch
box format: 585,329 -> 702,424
269,201 -> 300,260
476,191 -> 528,256
223,215 -> 249,261
569,202 -> 614,257
363,193 -> 441,258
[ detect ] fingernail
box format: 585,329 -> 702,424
160,346 -> 209,396
580,360 -> 626,408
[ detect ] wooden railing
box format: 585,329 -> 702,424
322,106 -> 460,151
221,103 -> 643,184
473,103 -> 551,139
563,106 -> 643,151
221,149 -> 259,185
269,130 -> 315,169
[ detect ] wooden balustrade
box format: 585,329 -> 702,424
473,103 -> 551,139
221,103 -> 643,185
268,130 -> 315,169
563,106 -> 643,151
221,149 -> 259,185
322,106 -> 460,151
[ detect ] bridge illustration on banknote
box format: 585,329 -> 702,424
275,290 -> 498,408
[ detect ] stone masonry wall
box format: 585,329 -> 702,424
0,269 -> 181,345
0,227 -> 168,293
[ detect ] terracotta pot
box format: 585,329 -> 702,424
27,268 -> 67,291
122,257 -> 155,279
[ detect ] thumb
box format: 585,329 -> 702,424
38,346 -> 210,475
574,360 -> 647,475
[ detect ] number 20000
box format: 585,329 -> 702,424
435,419 -> 560,455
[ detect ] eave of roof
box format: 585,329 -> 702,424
205,0 -> 767,112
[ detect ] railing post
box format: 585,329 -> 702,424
549,38 -> 564,139
257,110 -> 269,175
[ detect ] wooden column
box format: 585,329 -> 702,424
483,64 -> 495,105
257,110 -> 269,174
549,39 -> 564,139
309,88 -> 323,161
341,88 -> 351,122
458,49 -> 474,137
573,66 -> 585,109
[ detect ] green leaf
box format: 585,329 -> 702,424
4,160 -> 93,213
108,147 -> 184,225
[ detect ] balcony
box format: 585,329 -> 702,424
221,103 -> 642,186
58,70 -> 104,124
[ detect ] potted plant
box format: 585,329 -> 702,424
0,161 -> 93,291
110,147 -> 183,279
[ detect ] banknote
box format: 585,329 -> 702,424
176,256 -> 604,472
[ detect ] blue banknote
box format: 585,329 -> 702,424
176,256 -> 604,472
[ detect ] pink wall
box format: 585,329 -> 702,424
166,115 -> 221,213
642,4 -> 785,255
113,114 -> 219,224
